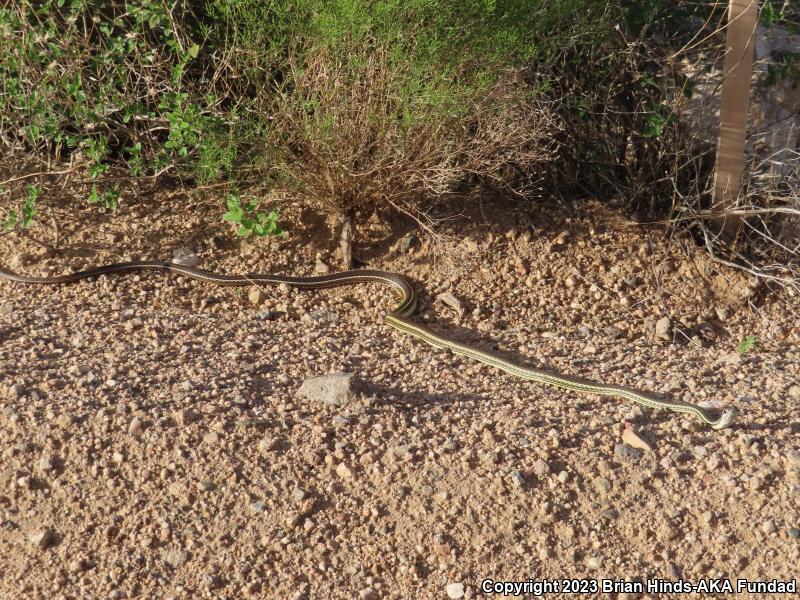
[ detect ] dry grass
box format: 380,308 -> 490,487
260,49 -> 556,234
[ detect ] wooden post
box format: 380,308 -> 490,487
712,0 -> 758,236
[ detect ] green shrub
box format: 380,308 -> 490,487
0,0 -> 655,246
0,1 -> 233,201
198,0 -> 615,231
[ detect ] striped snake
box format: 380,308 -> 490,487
0,260 -> 735,429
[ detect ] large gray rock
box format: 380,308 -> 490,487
298,372 -> 356,406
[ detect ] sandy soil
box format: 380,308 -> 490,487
0,191 -> 798,599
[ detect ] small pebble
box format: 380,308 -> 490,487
38,454 -> 57,472
432,534 -> 451,557
614,443 -> 643,462
359,588 -> 378,600
128,417 -> 144,438
248,288 -> 265,306
622,425 -> 653,451
446,582 -> 465,599
510,470 -> 526,488
67,559 -> 85,573
29,529 -> 54,550
258,437 -> 278,454
175,409 -> 195,426
336,462 -> 354,480
533,458 -> 550,476
655,316 -> 672,340
666,562 -> 682,579
314,258 -> 331,274
593,477 -> 611,495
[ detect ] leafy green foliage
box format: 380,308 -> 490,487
759,0 -> 785,27
0,1 -> 604,180
621,0 -> 721,39
642,104 -> 677,139
0,213 -> 15,232
88,184 -> 120,211
2,185 -> 40,231
738,335 -> 757,354
196,0 -> 603,213
3,0 -> 720,226
764,51 -> 800,87
0,1 -> 231,199
204,0 -> 603,124
222,194 -> 283,238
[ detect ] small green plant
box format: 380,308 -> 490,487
88,184 -> 120,211
222,194 -> 283,237
737,334 -> 757,354
759,0 -> 785,27
84,136 -> 111,180
2,185 -> 40,231
764,51 -> 800,88
124,142 -> 145,177
642,103 -> 676,139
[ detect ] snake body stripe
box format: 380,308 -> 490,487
0,261 -> 734,429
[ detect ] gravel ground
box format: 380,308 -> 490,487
1,195 -> 798,599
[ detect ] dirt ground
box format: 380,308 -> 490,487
0,191 -> 798,599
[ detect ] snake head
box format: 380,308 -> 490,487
711,408 -> 737,430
